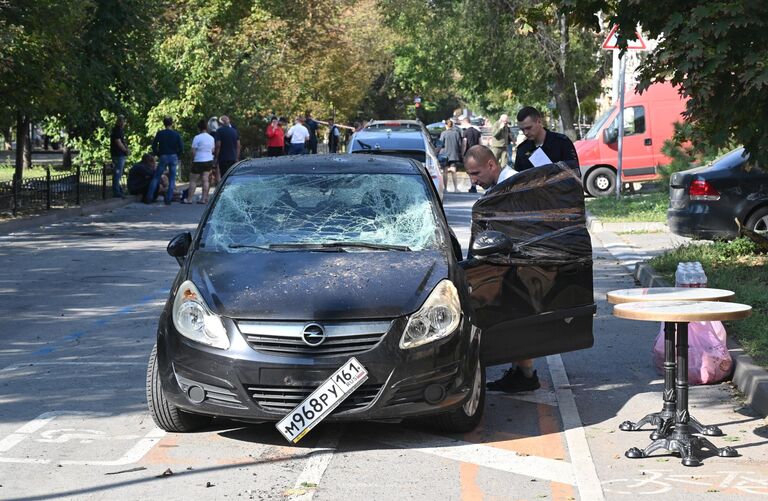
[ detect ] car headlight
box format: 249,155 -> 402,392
172,280 -> 230,350
400,280 -> 461,349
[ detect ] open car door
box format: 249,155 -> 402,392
461,163 -> 595,366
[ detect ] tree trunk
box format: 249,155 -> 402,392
14,113 -> 26,182
23,120 -> 32,170
553,76 -> 577,140
553,13 -> 577,140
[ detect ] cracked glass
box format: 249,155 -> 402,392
200,173 -> 442,252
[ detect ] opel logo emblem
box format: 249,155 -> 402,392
301,323 -> 326,347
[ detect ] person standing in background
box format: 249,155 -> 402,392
437,119 -> 463,192
110,115 -> 129,198
286,116 -> 310,155
490,114 -> 513,167
327,117 -> 340,153
186,119 -> 215,204
304,110 -> 319,154
265,116 -> 285,157
149,116 -> 183,205
461,116 -> 481,193
214,115 -> 241,177
514,106 -> 579,172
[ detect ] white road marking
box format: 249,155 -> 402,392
501,390 -> 559,407
547,354 -> 605,500
60,428 -> 165,466
289,427 -> 344,500
0,410 -> 164,465
375,430 -> 576,485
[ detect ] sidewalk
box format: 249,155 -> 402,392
588,212 -> 768,418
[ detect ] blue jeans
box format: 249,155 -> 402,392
148,154 -> 178,204
288,143 -> 305,155
112,155 -> 127,197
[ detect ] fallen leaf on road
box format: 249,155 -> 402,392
206,482 -> 214,488
157,468 -> 174,478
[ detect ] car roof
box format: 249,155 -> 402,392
349,130 -> 427,152
230,154 -> 424,176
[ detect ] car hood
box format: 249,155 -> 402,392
187,249 -> 448,320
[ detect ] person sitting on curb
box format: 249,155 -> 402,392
128,154 -> 168,203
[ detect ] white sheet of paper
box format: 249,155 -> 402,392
529,147 -> 553,167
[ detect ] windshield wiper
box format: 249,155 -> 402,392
266,243 -> 344,252
321,241 -> 411,251
227,244 -> 271,250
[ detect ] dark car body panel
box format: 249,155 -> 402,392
668,148 -> 768,239
188,250 -> 447,320
462,163 -> 595,365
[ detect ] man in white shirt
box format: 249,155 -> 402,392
463,145 -> 539,394
286,116 -> 310,155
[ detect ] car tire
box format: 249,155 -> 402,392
745,206 -> 768,235
585,167 -> 616,197
146,344 -> 212,432
432,356 -> 485,433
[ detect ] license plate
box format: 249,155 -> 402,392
276,357 -> 368,443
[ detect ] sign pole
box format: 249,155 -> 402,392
616,54 -> 626,199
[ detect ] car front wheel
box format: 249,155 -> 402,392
146,344 -> 212,432
585,167 -> 616,197
432,356 -> 485,433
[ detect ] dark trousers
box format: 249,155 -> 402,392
219,160 -> 236,177
267,146 -> 283,157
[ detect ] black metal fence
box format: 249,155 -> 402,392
0,164 -> 125,217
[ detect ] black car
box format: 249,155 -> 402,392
146,155 -> 594,438
668,148 -> 768,240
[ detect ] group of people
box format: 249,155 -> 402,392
436,107 -> 578,198
265,110 -> 343,156
110,114 -> 241,205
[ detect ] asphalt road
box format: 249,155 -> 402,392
0,194 -> 766,500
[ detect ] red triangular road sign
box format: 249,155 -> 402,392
602,24 -> 648,51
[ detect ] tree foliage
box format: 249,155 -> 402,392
380,0 -> 607,136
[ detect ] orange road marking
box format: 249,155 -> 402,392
460,462 -> 483,501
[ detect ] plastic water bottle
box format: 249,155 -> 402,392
675,261 -> 707,287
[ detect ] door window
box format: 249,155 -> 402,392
620,106 -> 645,135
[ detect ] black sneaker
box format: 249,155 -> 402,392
486,367 -> 540,393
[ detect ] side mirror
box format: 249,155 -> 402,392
603,127 -> 618,145
471,230 -> 515,257
167,232 -> 192,266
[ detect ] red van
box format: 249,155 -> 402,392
576,82 -> 687,196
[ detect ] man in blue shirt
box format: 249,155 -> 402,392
214,115 -> 241,177
149,116 -> 183,205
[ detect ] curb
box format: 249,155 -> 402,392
632,261 -> 768,418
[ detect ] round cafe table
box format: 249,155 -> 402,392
613,300 -> 751,466
607,287 -> 735,439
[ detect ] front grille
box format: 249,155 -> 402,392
386,363 -> 459,406
237,320 -> 392,357
246,383 -> 382,413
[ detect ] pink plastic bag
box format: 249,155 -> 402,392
652,321 -> 733,385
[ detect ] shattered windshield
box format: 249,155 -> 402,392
200,173 -> 443,252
